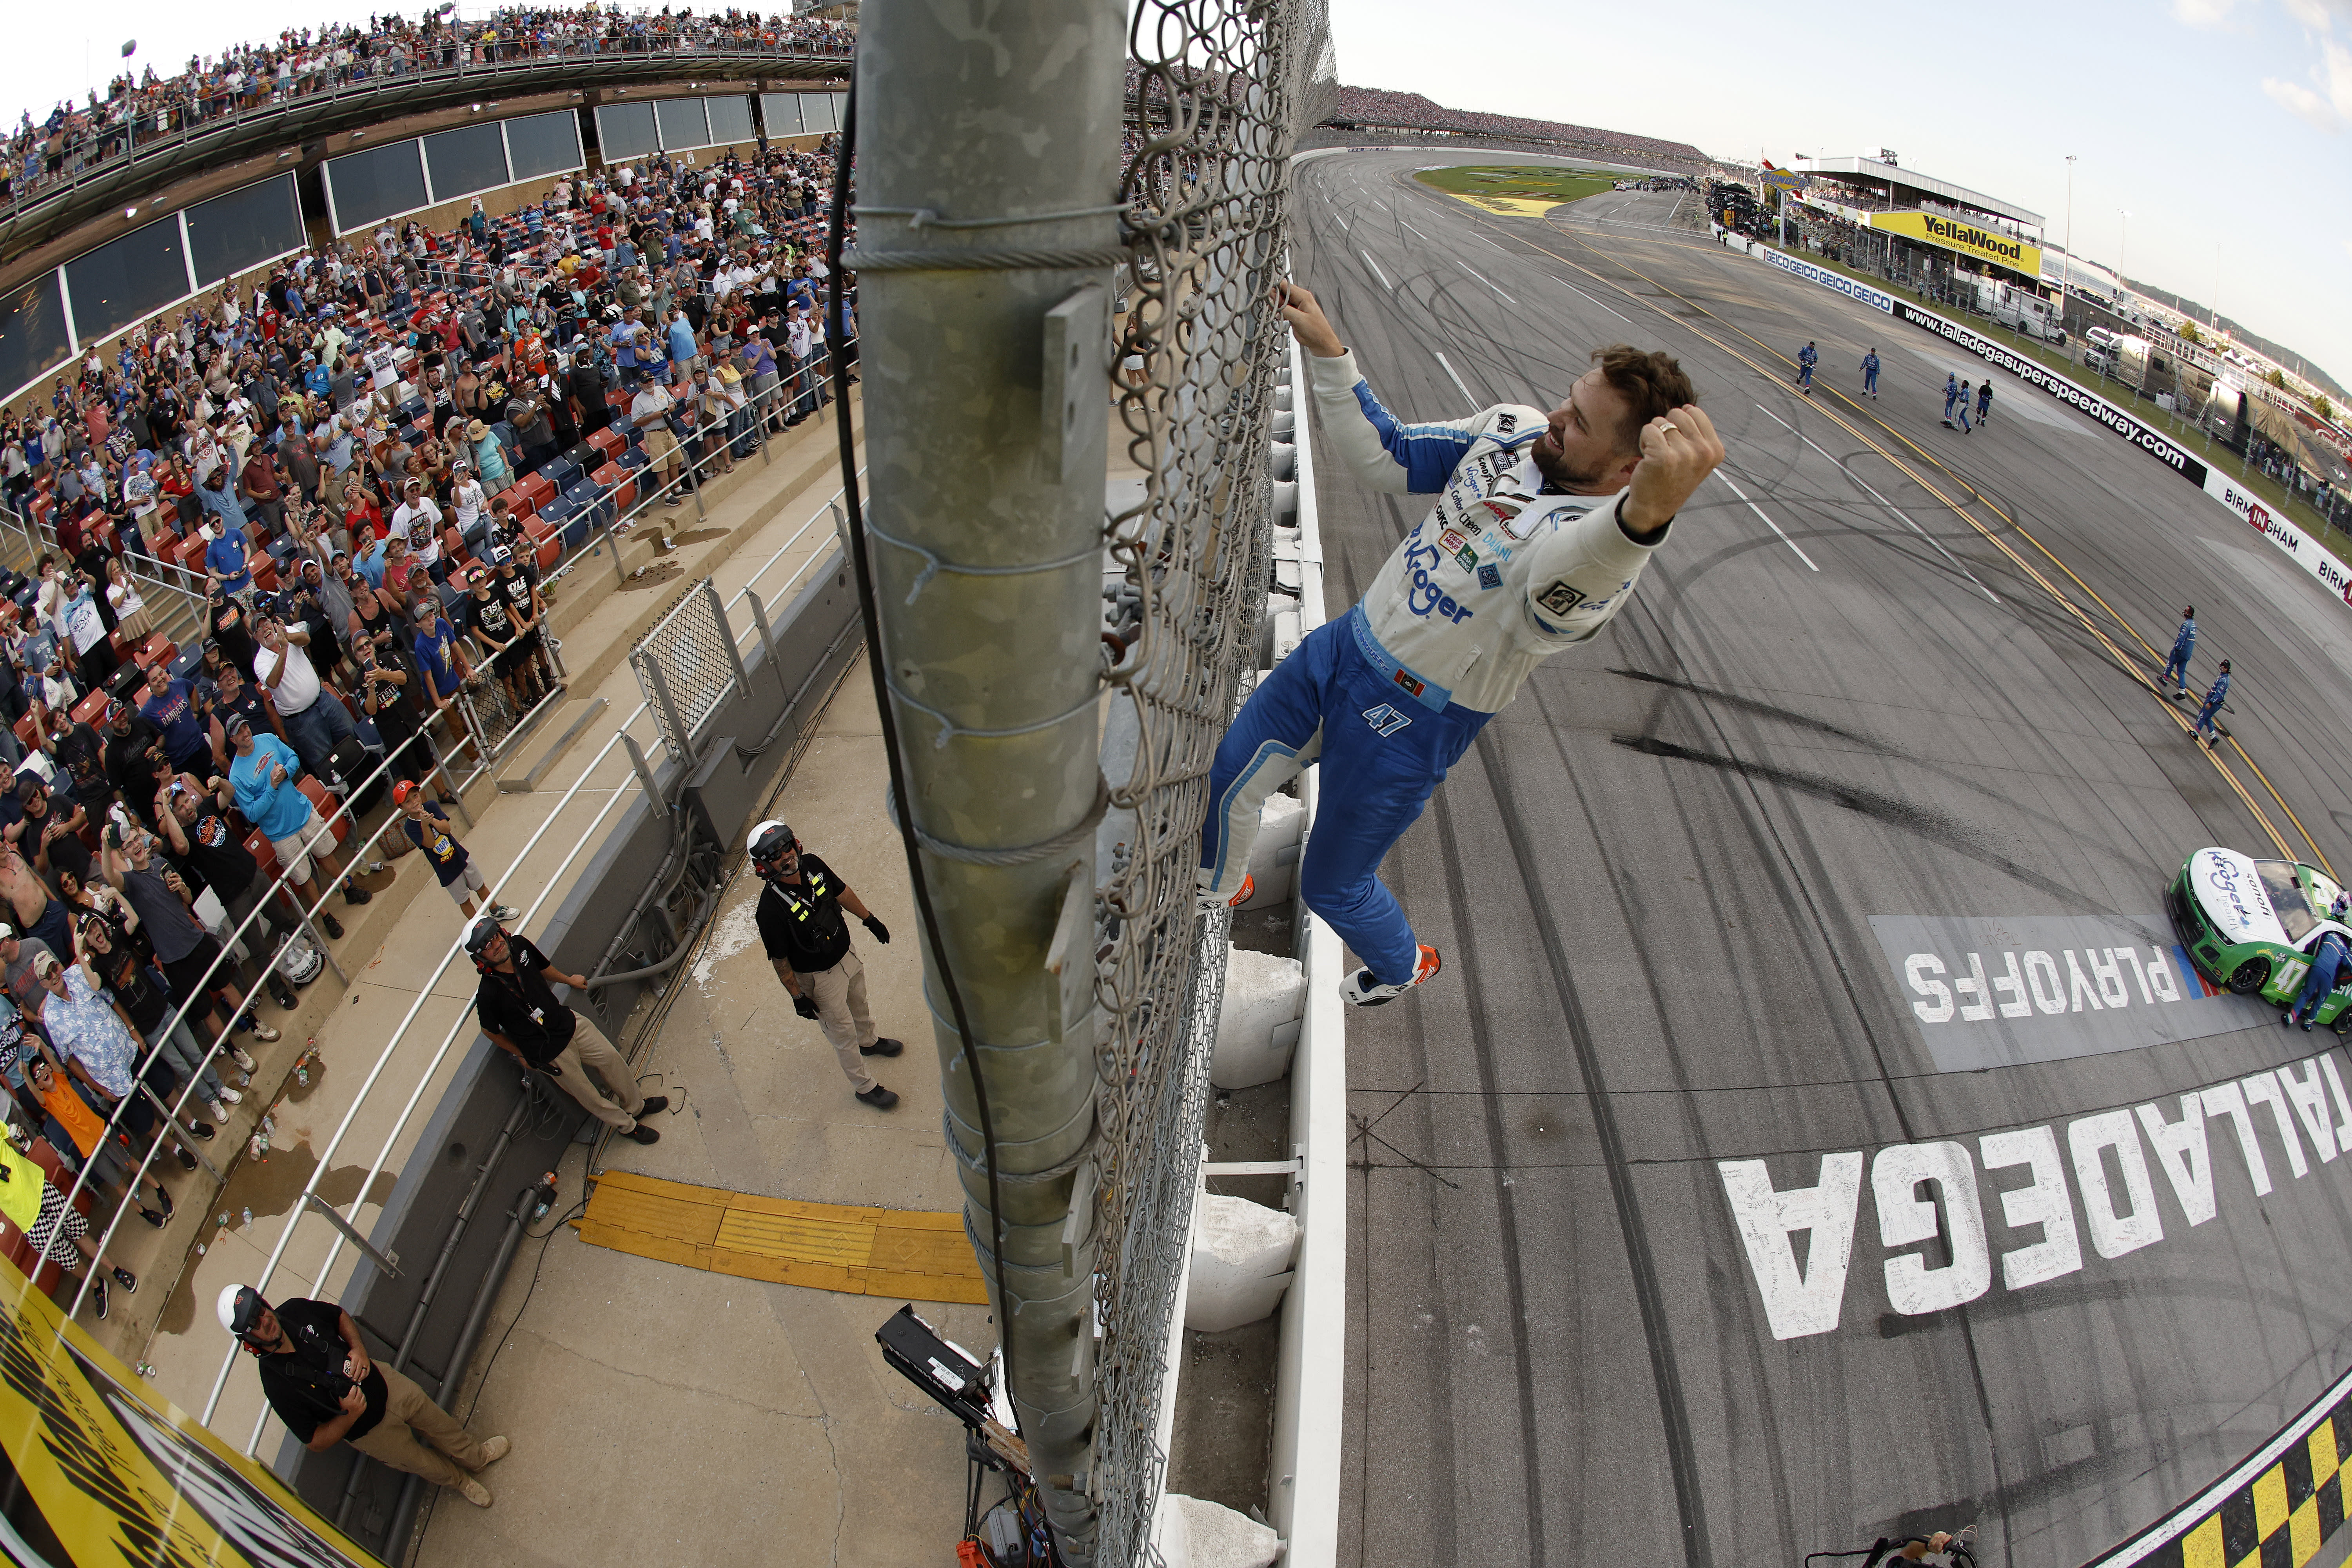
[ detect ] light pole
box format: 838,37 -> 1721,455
2062,154 -> 2075,306
2117,209 -> 2129,296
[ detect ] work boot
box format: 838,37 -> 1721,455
855,1083 -> 899,1111
457,1477 -> 493,1508
319,911 -> 346,940
342,882 -> 372,906
636,1095 -> 670,1116
625,1123 -> 660,1145
477,1436 -> 511,1467
858,1038 -> 903,1058
268,976 -> 298,1011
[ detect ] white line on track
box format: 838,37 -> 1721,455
1434,352 -> 1481,415
1360,251 -> 1391,290
1399,220 -> 1432,244
1752,404 -> 1998,603
1557,278 -> 1631,323
1715,471 -> 1820,571
1456,261 -> 1517,304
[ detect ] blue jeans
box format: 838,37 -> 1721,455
1863,370 -> 1878,394
281,695 -> 357,779
1955,402 -> 1972,432
2161,645 -> 2192,691
145,1015 -> 227,1104
1198,609 -> 1491,984
2291,937 -> 2348,1025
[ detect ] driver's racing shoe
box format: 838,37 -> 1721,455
1196,873 -> 1253,915
1340,945 -> 1442,1007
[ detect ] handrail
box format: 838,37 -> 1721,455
4,33 -> 852,232
190,455 -> 867,1442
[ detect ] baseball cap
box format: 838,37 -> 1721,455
392,780 -> 420,806
31,953 -> 60,977
224,713 -> 253,738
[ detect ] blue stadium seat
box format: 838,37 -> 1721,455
543,458 -> 583,494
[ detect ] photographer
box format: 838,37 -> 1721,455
218,1285 -> 508,1509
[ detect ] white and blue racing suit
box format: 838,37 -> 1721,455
1198,350 -> 1668,983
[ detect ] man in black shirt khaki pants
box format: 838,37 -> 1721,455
219,1283 -> 510,1507
467,916 -> 668,1142
748,820 -> 903,1110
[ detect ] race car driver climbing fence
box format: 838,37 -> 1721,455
1198,281 -> 1725,1004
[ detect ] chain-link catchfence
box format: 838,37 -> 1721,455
628,577 -> 748,763
1086,2 -> 1336,1560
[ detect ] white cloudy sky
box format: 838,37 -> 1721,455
1330,0 -> 2352,390
7,3 -> 2346,387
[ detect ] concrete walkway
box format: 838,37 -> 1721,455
399,656 -> 986,1567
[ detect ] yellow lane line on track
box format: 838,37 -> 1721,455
1461,209 -> 2323,873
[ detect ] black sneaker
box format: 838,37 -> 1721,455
155,1186 -> 173,1220
188,1119 -> 214,1141
856,1084 -> 900,1110
343,884 -> 372,906
111,1267 -> 136,1293
636,1095 -> 669,1116
626,1123 -> 661,1144
269,979 -> 299,1010
858,1037 -> 904,1058
92,1276 -> 108,1319
319,911 -> 346,940
176,1147 -> 198,1170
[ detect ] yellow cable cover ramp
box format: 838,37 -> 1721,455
576,1170 -> 988,1303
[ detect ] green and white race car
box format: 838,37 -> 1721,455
2167,847 -> 2352,1028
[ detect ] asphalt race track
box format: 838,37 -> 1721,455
1294,150 -> 2352,1568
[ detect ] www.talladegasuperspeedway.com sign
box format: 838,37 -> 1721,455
1893,301 -> 2210,487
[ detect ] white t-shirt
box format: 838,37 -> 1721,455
257,638 -> 321,717
451,479 -> 486,532
392,499 -> 444,564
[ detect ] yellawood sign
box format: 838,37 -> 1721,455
1871,211 -> 2042,276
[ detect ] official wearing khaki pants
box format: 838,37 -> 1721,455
796,948 -> 881,1094
539,1013 -> 648,1132
348,1363 -> 493,1489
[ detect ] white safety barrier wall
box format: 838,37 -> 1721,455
1265,332 -> 1347,1564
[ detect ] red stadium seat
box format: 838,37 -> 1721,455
136,634 -> 176,670
298,776 -> 350,847
251,558 -> 280,594
515,472 -> 557,510
69,690 -> 107,727
244,828 -> 284,885
495,486 -> 535,523
588,427 -> 624,461
592,463 -> 634,511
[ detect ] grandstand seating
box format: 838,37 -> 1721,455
1319,85 -> 1706,173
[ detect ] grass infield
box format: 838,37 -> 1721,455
1414,163 -> 1622,206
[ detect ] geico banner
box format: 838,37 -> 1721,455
1870,209 -> 2043,276
1759,245 -> 1894,314
0,1268 -> 370,1565
2204,471 -> 2352,608
1893,301 -> 2210,487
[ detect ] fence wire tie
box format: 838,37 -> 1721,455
884,673 -> 1103,750
886,774 -> 1111,866
860,519 -> 1105,606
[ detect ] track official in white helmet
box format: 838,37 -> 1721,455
218,1282 -> 511,1508
748,820 -> 903,1109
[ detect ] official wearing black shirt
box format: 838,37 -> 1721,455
750,831 -> 902,1108
229,1290 -> 506,1501
470,922 -> 665,1142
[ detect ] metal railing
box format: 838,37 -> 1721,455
177,455 -> 866,1450
4,27 -> 852,230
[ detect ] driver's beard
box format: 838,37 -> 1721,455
1531,435 -> 1619,492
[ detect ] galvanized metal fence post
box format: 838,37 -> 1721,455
854,9 -> 1125,1560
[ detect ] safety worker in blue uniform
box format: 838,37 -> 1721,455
2194,660 -> 2231,747
1860,348 -> 1880,399
2287,924 -> 2350,1030
2160,606 -> 2196,698
1795,341 -> 1818,394
1941,374 -> 1962,427
1197,283 -> 1724,1006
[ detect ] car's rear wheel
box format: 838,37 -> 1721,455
2334,1004 -> 2352,1038
2229,958 -> 2271,995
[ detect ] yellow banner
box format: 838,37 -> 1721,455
1870,210 -> 2042,276
0,1266 -> 372,1564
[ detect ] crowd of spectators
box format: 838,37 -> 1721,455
3,5 -> 853,207
0,128 -> 862,1310
1319,85 -> 1706,174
